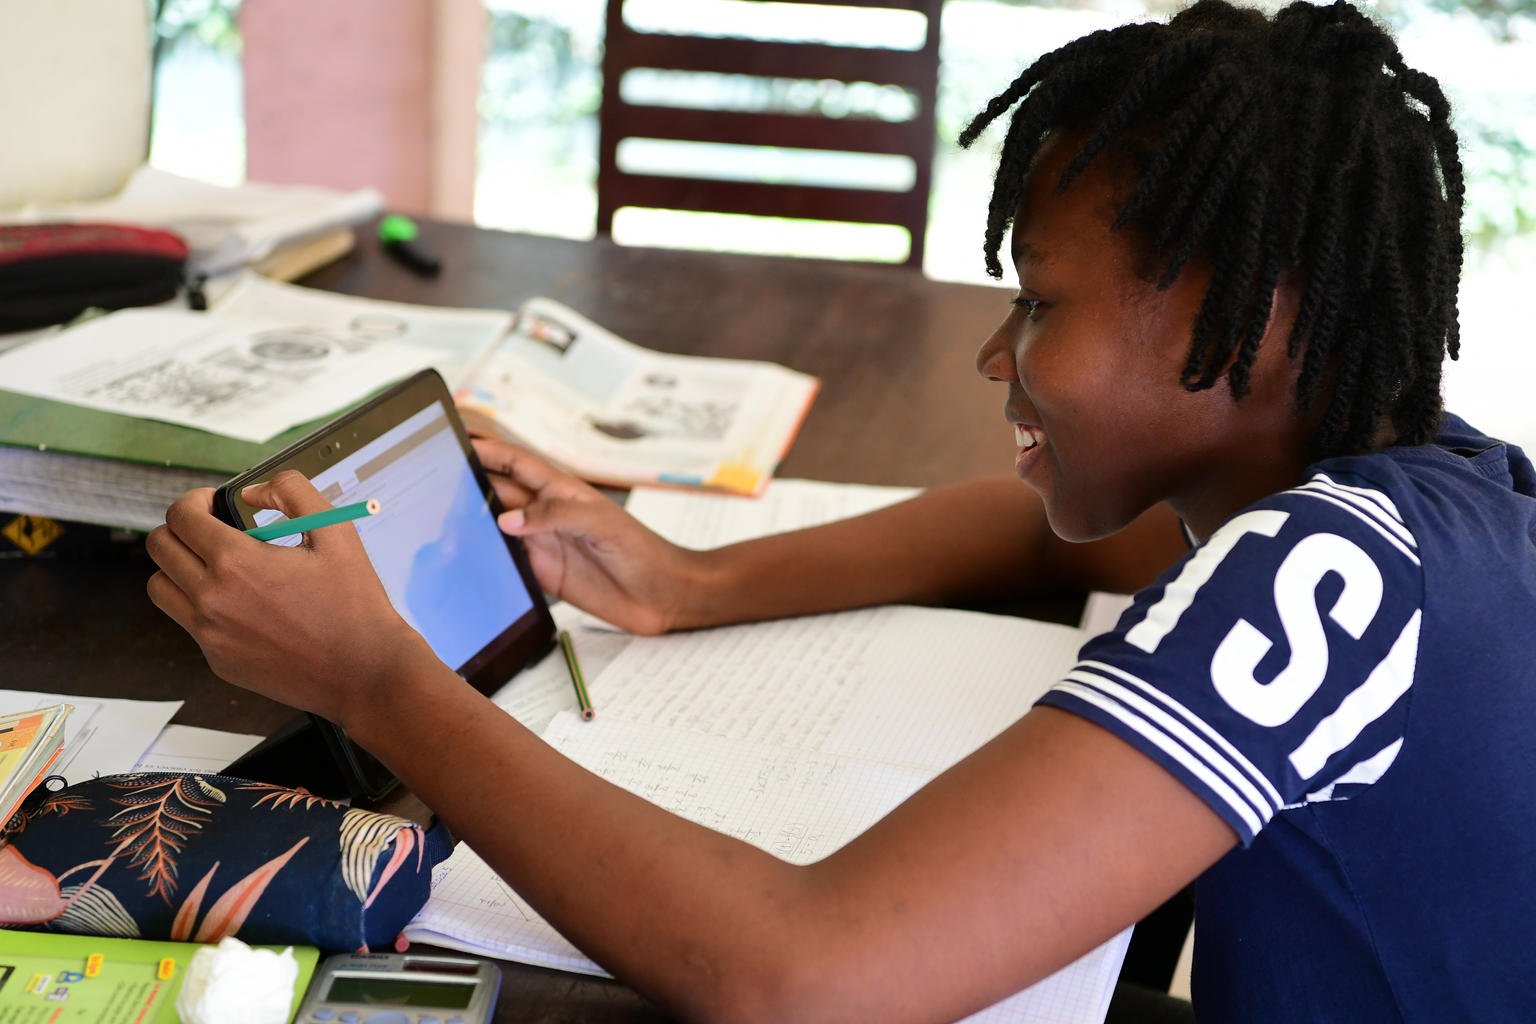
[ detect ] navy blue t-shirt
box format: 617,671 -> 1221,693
1039,414 -> 1536,1021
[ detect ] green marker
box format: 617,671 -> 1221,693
246,499 -> 380,541
378,214 -> 441,276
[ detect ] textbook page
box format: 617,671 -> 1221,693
625,478 -> 920,549
456,297 -> 818,496
214,274 -> 513,391
0,308 -> 438,442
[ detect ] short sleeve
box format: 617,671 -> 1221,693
1039,472 -> 1425,845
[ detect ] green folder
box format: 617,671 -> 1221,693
0,930 -> 320,1024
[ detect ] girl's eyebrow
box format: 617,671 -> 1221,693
1012,239 -> 1052,267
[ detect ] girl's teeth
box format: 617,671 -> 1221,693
1014,424 -> 1043,450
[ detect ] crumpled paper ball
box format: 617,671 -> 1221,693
176,937 -> 301,1024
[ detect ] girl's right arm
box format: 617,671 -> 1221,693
475,438 -> 1187,633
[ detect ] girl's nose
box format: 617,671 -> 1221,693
976,319 -> 1017,382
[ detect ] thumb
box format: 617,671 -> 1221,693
241,470 -> 335,520
498,495 -> 617,545
240,471 -> 365,552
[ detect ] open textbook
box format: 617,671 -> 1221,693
456,297 -> 819,496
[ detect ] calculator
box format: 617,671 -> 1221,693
295,953 -> 500,1024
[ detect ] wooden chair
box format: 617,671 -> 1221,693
596,0 -> 941,268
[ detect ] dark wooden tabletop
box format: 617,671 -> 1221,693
1,224 -> 1053,1021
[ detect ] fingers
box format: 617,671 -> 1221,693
146,569 -> 198,635
498,495 -> 624,545
145,519 -> 208,593
246,470 -> 380,557
486,472 -> 535,511
162,487 -> 243,563
471,437 -> 585,499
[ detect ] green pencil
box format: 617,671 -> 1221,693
245,499 -> 380,541
560,629 -> 594,721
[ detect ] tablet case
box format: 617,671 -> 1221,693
0,222 -> 189,331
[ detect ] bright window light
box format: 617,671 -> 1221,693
622,0 -> 929,50
612,207 -> 911,263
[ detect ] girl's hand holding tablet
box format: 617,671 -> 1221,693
471,435 -> 712,636
146,473 -> 440,723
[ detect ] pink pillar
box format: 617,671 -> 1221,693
242,0 -> 433,212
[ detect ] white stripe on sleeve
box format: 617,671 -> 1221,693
1289,610 -> 1420,780
1079,659 -> 1284,810
1063,668 -> 1278,822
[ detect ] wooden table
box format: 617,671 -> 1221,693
1,224 -> 1062,1021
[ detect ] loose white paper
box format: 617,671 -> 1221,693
626,477 -> 920,550
132,725 -> 263,775
0,308 -> 439,441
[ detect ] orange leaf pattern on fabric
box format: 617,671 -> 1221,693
193,836 -> 309,943
105,775 -> 226,903
364,826 -> 417,910
239,783 -> 346,812
0,843 -> 67,924
171,861 -> 220,941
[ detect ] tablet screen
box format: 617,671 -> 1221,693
250,400 -> 535,673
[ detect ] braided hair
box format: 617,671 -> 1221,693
960,0 -> 1463,456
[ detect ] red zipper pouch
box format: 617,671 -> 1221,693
0,222 -> 190,332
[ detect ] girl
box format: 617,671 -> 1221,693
147,2 -> 1536,1019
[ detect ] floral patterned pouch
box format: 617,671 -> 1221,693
0,772 -> 453,952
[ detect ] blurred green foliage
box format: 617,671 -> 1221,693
150,0 -> 241,62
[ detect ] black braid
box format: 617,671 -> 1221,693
960,0 -> 1465,456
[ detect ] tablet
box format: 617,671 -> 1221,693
213,369 -> 555,799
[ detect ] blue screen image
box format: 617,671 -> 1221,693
261,402 -> 536,672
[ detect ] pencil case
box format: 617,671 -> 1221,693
0,222 -> 189,332
0,771 -> 452,952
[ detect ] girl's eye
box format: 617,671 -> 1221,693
1011,296 -> 1046,320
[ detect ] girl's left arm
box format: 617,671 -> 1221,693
147,476 -> 1235,1024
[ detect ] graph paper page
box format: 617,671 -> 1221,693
591,604 -> 1084,771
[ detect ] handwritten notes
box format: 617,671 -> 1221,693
594,605 -> 1085,769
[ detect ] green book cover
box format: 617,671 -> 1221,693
0,389 -> 358,475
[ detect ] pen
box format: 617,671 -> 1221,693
559,629 -> 594,721
245,499 -> 380,541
